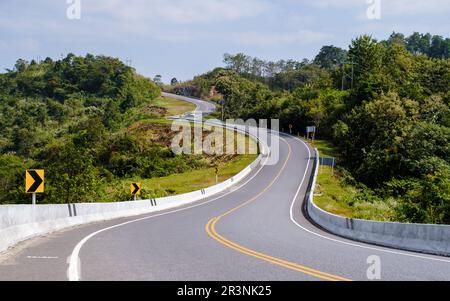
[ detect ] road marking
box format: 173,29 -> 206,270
66,127 -> 450,281
67,153 -> 270,281
205,138 -> 351,281
206,218 -> 349,281
26,256 -> 58,259
289,136 -> 450,264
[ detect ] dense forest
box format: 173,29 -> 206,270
167,32 -> 450,224
0,54 -> 216,204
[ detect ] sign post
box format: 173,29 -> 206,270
25,170 -> 45,205
320,157 -> 337,175
131,183 -> 141,201
306,126 -> 317,144
215,167 -> 219,184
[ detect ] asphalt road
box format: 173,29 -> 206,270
162,92 -> 216,116
1,95 -> 450,281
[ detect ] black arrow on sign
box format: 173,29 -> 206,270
132,183 -> 140,195
28,170 -> 43,193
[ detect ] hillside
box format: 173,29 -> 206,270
167,32 -> 450,224
0,54 -> 251,205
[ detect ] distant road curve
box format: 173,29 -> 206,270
162,92 -> 216,116
1,95 -> 450,281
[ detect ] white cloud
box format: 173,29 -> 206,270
383,0 -> 450,15
310,0 -> 365,9
0,38 -> 39,51
231,30 -> 332,46
87,0 -> 270,24
310,0 -> 450,15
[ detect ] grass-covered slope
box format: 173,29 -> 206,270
0,55 -> 255,205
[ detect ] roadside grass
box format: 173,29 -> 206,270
106,154 -> 257,200
101,96 -> 259,201
154,96 -> 196,117
313,140 -> 395,221
312,140 -> 340,158
204,111 -> 222,120
314,166 -> 357,218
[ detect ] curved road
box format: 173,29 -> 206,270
162,92 -> 216,116
1,95 -> 450,281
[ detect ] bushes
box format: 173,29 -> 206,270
183,33 -> 450,223
392,168 -> 450,224
99,133 -> 208,179
0,54 -> 164,204
0,154 -> 30,204
343,189 -> 396,221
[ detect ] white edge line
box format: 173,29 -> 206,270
67,154 -> 270,281
289,136 -> 450,264
68,131 -> 450,281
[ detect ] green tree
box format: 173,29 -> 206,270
44,142 -> 100,204
394,168 -> 450,224
223,53 -> 251,74
314,45 -> 348,69
333,92 -> 419,186
153,75 -> 163,86
348,35 -> 386,102
0,154 -> 29,204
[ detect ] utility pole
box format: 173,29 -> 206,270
220,99 -> 225,122
351,62 -> 354,89
341,59 -> 355,91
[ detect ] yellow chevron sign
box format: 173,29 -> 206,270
25,170 -> 45,193
131,183 -> 141,195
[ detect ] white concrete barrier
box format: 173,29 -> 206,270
0,121 -> 267,254
306,148 -> 450,257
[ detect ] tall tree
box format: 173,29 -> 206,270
153,74 -> 163,86
223,53 -> 251,74
348,35 -> 386,102
314,45 -> 348,69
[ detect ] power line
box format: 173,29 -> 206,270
341,59 -> 356,90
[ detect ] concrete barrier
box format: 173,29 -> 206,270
0,121 -> 267,254
306,148 -> 450,257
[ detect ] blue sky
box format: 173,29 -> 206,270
1,0 -> 449,82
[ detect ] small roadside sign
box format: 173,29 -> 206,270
25,170 -> 44,194
131,183 -> 141,195
320,157 -> 336,167
306,126 -> 317,143
320,157 -> 336,174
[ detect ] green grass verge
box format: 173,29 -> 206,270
106,154 -> 257,200
313,140 -> 340,158
102,96 -> 259,201
154,96 -> 196,117
140,154 -> 257,196
314,165 -> 357,218
313,140 -> 395,221
314,140 -> 354,217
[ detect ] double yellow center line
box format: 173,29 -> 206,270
205,138 -> 351,281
